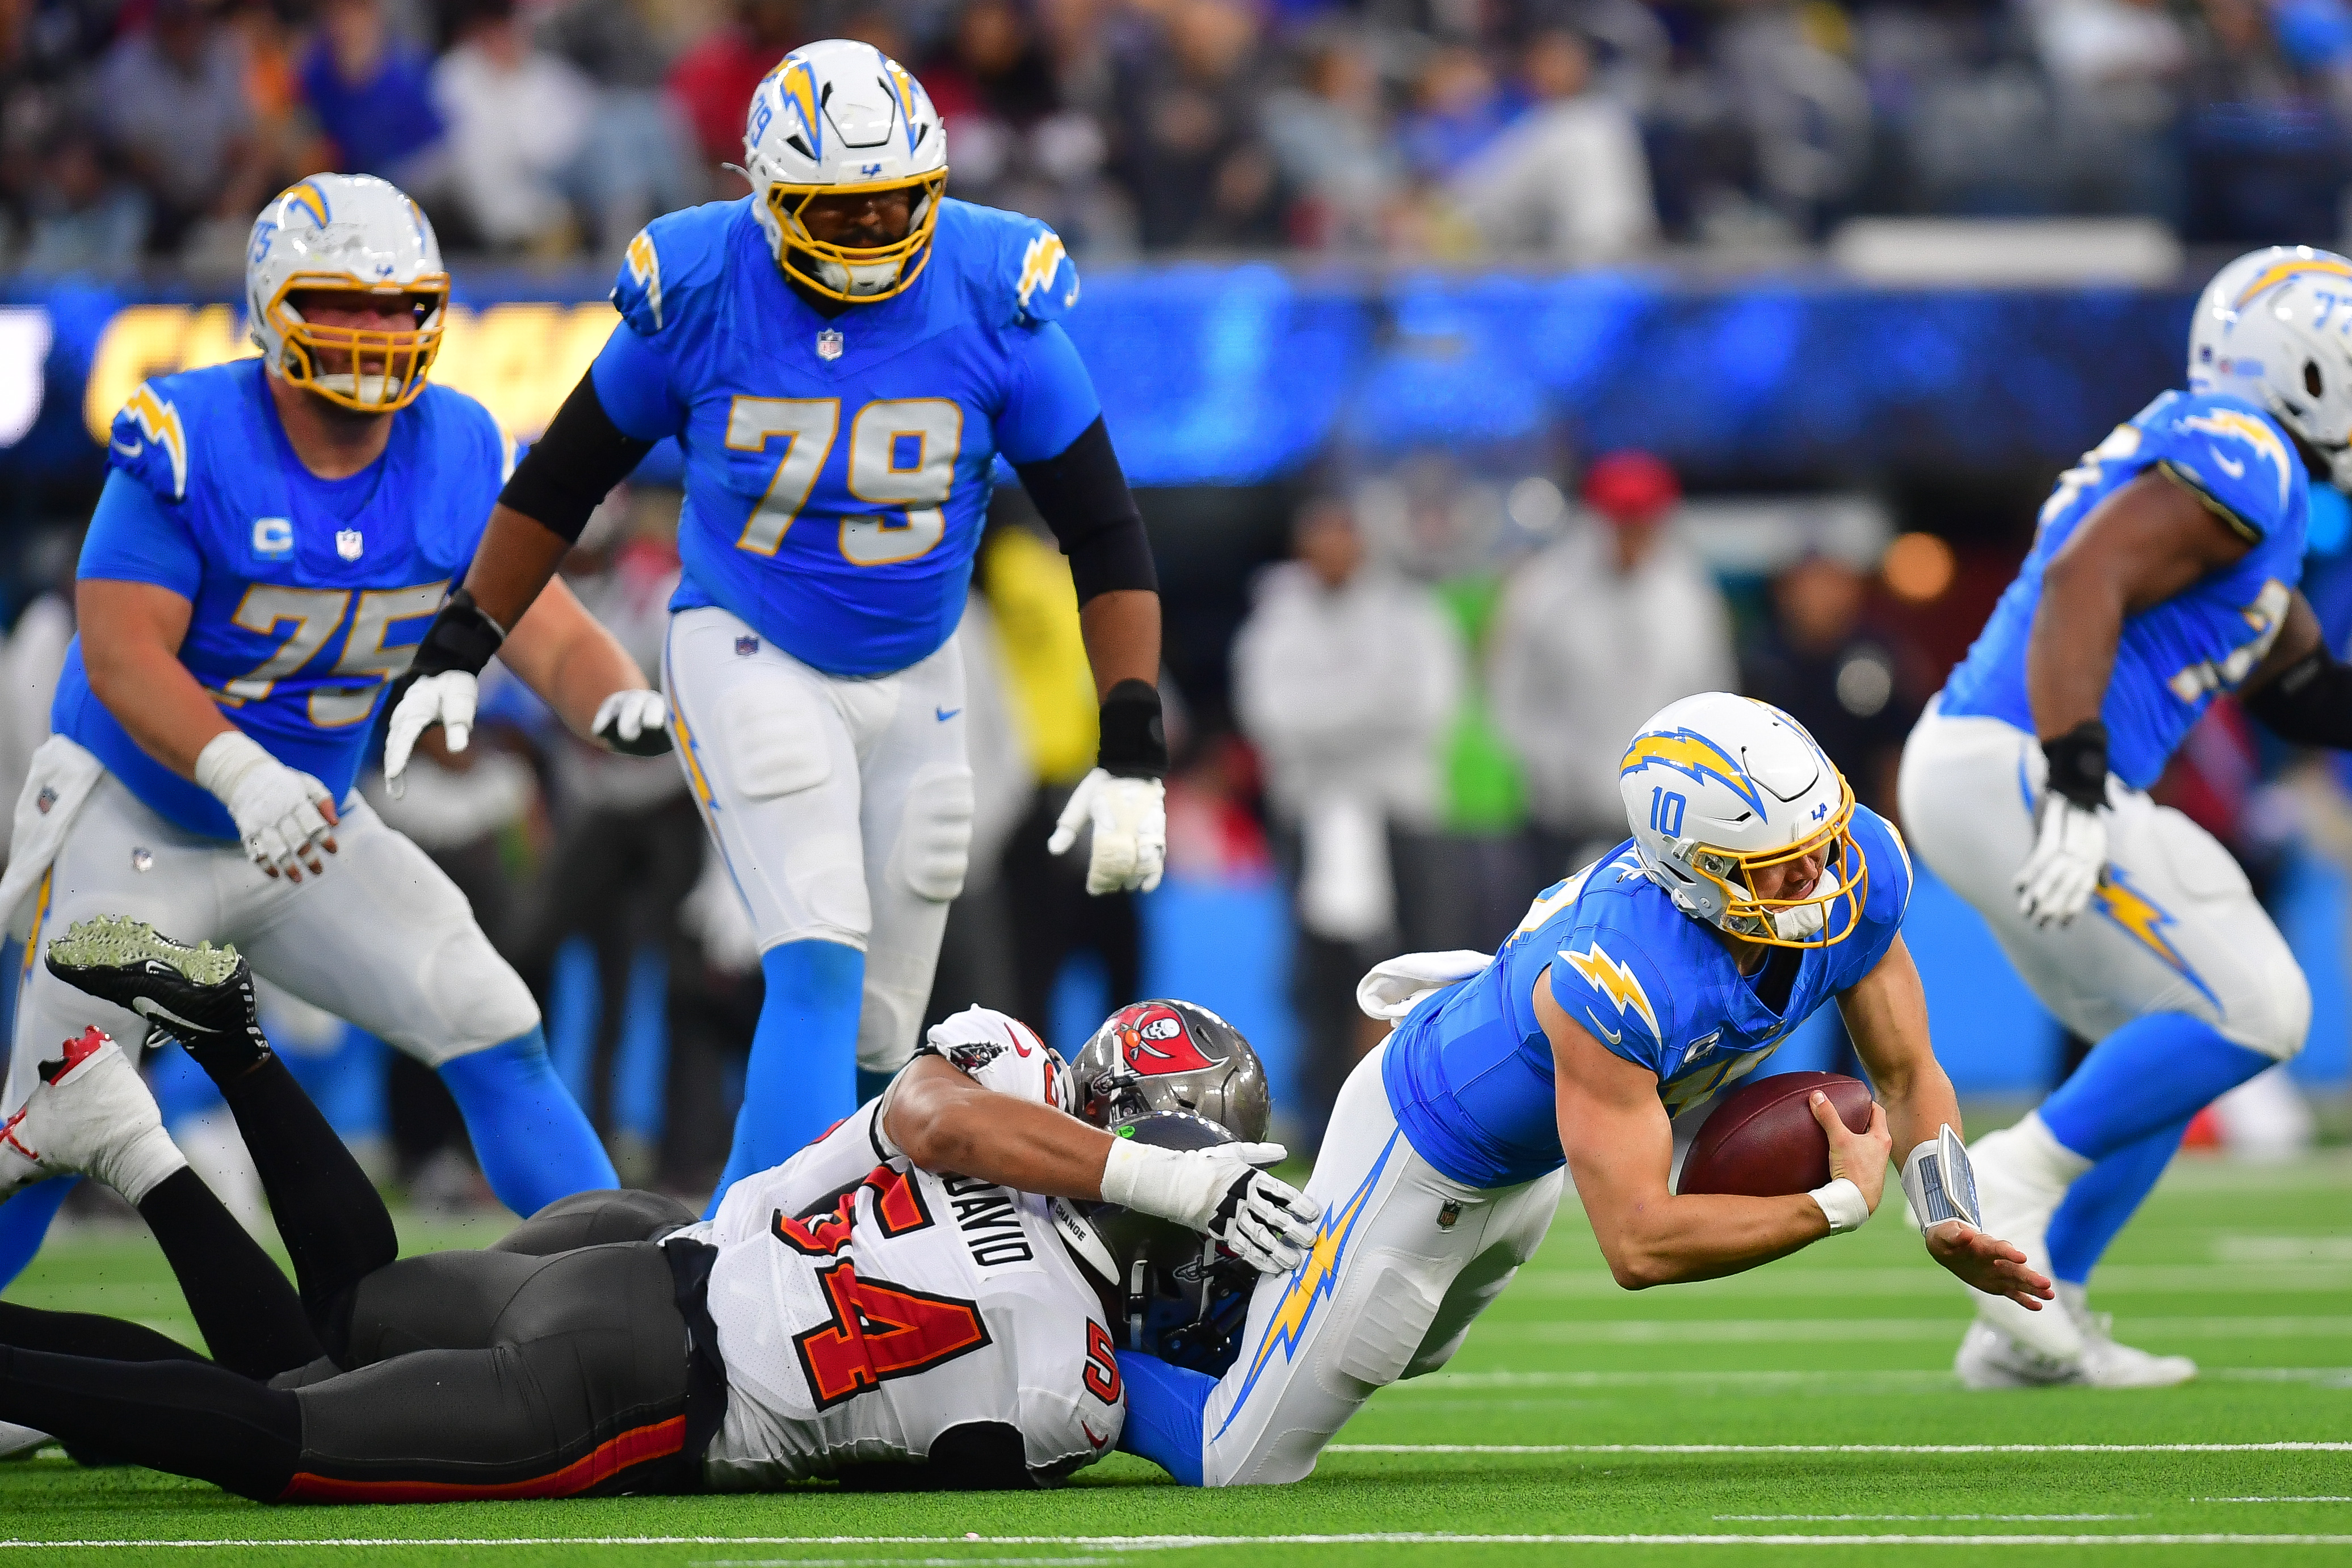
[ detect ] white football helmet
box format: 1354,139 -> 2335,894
246,174 -> 448,414
742,39 -> 948,303
1619,693 -> 1867,949
2189,245 -> 2352,490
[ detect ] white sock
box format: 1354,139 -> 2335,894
100,1126 -> 188,1207
2002,1111 -> 2093,1199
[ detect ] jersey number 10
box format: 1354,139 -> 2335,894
726,396 -> 963,566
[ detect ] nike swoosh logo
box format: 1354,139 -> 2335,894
935,707 -> 961,722
1081,1420 -> 1109,1448
111,438 -> 141,457
2212,448 -> 2245,478
132,998 -> 219,1036
1583,1007 -> 1622,1045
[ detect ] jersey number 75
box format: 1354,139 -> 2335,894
215,582 -> 444,726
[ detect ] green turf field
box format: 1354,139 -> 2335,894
4,1150 -> 2349,1567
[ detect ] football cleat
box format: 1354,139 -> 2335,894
0,1422 -> 53,1461
2063,1284 -> 2198,1388
0,1027 -> 186,1204
45,915 -> 270,1076
1954,1318 -> 2084,1390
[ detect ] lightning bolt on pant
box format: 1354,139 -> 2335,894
1897,703 -> 2309,1062
1199,1041 -> 1562,1486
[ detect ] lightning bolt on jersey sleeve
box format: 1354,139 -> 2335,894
1939,390 -> 2311,787
611,196 -> 1104,679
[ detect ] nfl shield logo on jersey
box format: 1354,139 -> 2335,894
816,329 -> 844,361
736,635 -> 760,657
336,529 -> 364,560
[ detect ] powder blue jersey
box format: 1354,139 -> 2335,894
54,360 -> 508,840
1939,390 -> 2309,789
592,196 -> 1099,678
1381,806 -> 1914,1189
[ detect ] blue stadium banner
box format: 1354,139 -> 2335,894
2,268 -> 2196,490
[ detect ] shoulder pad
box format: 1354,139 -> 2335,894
109,380 -> 193,502
1011,224 -> 1079,326
1551,928 -> 1671,1062
947,201 -> 1080,327
917,1004 -> 1073,1113
610,201 -> 738,337
2149,394 -> 2301,544
1853,806 -> 1914,925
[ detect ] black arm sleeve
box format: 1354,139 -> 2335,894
497,369 -> 656,545
2244,646 -> 2352,749
1011,416 -> 1158,603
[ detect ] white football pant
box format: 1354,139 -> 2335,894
1200,1041 -> 1563,1486
662,606 -> 973,1077
7,772 -> 539,1113
1897,703 -> 2308,1062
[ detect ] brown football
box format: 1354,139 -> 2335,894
1677,1071 -> 1877,1197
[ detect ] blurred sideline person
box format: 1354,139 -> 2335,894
0,917 -> 1318,1498
1232,495 -> 1461,1134
387,40 -> 1170,1210
1490,451 -> 1734,880
1901,246 -> 2352,1389
0,175 -> 657,1289
1111,695 -> 2048,1488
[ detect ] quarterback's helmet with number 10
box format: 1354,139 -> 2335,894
1619,692 -> 1867,949
743,39 -> 950,303
245,174 -> 448,413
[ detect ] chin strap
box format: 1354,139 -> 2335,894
1900,1125 -> 1983,1232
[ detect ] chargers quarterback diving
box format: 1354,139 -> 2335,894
383,38 -> 1171,1210
0,914 -> 1318,1499
1109,694 -> 2049,1489
0,174 -> 671,1288
1900,246 -> 2352,1390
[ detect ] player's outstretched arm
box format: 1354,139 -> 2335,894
883,1056 -> 1320,1273
1839,936 -> 2054,1311
1542,973 -> 1891,1288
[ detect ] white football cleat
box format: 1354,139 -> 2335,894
1954,1318 -> 2085,1390
0,1027 -> 186,1204
0,1421 -> 53,1460
1963,1120 -> 2085,1361
2064,1283 -> 2198,1389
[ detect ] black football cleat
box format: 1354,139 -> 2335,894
45,915 -> 271,1077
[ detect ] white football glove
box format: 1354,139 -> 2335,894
592,688 -> 673,756
1099,1136 -> 1322,1275
381,670 -> 478,800
2014,794 -> 2107,927
194,731 -> 338,881
1048,768 -> 1166,895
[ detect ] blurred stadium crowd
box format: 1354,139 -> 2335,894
11,0 -> 2352,270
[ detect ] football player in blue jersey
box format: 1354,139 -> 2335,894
1112,694 -> 2048,1488
384,40 -> 1169,1209
1900,247 -> 2352,1390
0,174 -> 663,1287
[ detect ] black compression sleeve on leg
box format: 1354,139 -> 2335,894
2244,647 -> 2352,748
137,1167 -> 322,1381
1011,417 -> 1158,603
0,1344 -> 301,1501
497,371 -> 656,545
0,1300 -> 208,1364
204,1057 -> 398,1329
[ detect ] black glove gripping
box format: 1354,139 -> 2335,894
1097,678 -> 1167,779
2040,719 -> 2109,812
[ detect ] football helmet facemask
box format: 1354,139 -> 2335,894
742,38 -> 949,303
246,175 -> 448,414
1619,692 -> 1867,950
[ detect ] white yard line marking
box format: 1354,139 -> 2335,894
1382,1367 -> 2352,1393
1488,1316 -> 2352,1344
1324,1443 -> 2352,1455
7,1534 -> 2352,1552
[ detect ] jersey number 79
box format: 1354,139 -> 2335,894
726,396 -> 962,566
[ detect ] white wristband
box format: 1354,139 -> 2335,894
192,730 -> 272,805
1809,1177 -> 1870,1234
1098,1136 -> 1165,1212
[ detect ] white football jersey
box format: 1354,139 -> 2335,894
681,1007 -> 1125,1489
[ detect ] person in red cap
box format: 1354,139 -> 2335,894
1489,449 -> 1736,881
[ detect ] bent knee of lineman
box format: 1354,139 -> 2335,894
2226,956 -> 2311,1063
411,929 -> 541,1067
